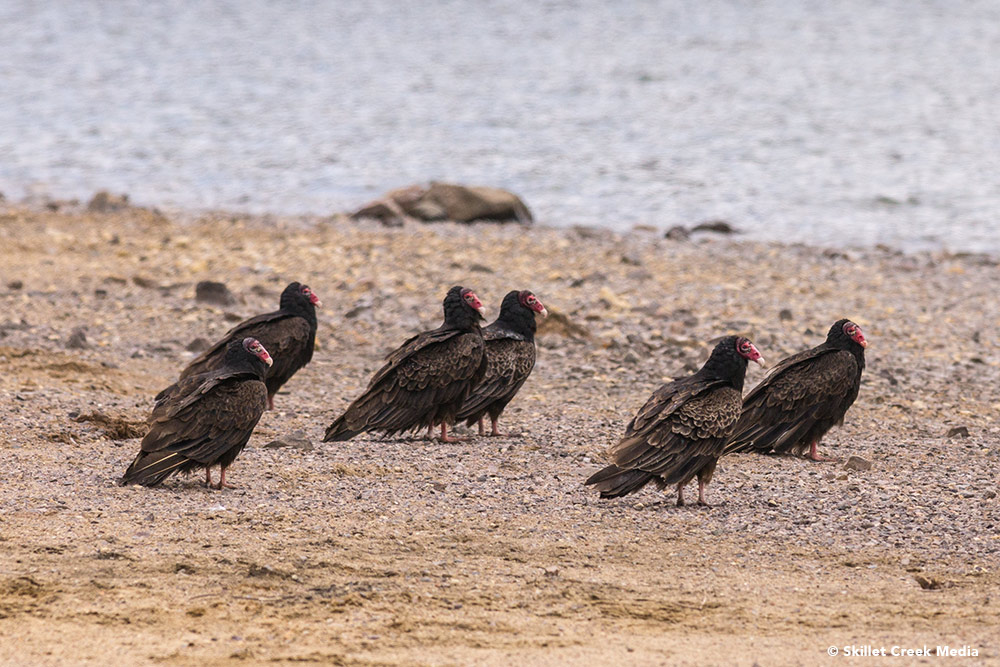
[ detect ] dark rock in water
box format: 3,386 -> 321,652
352,182 -> 532,225
351,198 -> 410,227
945,426 -> 970,438
186,337 -> 211,352
692,220 -> 738,234
422,182 -> 532,224
408,200 -> 447,221
263,430 -> 314,451
664,226 -> 690,241
66,327 -> 89,349
87,190 -> 131,213
195,281 -> 236,306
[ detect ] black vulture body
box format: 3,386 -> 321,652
324,286 -> 486,442
586,336 -> 760,506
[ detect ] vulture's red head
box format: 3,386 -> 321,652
300,284 -> 322,307
518,290 -> 548,318
736,336 -> 766,366
243,337 -> 273,367
843,321 -> 867,348
461,288 -> 486,318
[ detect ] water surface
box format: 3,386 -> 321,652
1,1 -> 999,251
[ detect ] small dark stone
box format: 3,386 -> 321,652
778,308 -> 793,321
843,455 -> 872,472
945,426 -> 970,439
468,263 -> 494,274
692,220 -> 737,234
132,275 -> 158,289
195,281 -> 237,306
87,190 -> 130,212
263,430 -> 314,451
620,253 -> 642,266
664,226 -> 690,241
7,280 -> 23,290
65,327 -> 89,349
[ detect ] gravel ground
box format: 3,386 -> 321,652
1,206 -> 998,665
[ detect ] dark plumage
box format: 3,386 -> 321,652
178,281 -> 321,410
323,286 -> 488,443
119,337 -> 272,489
585,336 -> 765,506
724,319 -> 867,461
456,290 -> 547,436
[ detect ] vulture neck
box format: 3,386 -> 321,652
828,339 -> 866,372
222,347 -> 269,380
443,306 -> 482,333
493,304 -> 536,341
280,293 -> 318,328
697,345 -> 748,391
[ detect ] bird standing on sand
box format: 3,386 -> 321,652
586,336 -> 765,506
177,281 -> 321,410
119,337 -> 272,489
456,289 -> 547,436
724,319 -> 867,461
324,286 -> 487,443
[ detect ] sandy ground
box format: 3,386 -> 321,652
1,207 -> 999,666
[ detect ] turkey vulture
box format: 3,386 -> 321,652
723,319 -> 867,461
323,286 -> 487,443
119,337 -> 272,489
178,281 -> 321,410
456,289 -> 547,436
585,336 -> 765,506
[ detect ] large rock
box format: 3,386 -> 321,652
351,182 -> 532,225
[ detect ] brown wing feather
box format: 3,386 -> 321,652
586,380 -> 742,497
325,332 -> 485,440
456,338 -> 535,423
725,349 -> 861,454
368,327 -> 463,387
610,384 -> 742,481
121,375 -> 267,486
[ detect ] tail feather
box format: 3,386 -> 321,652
118,451 -> 189,487
585,464 -> 655,499
323,416 -> 361,442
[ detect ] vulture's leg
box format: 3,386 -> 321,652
676,483 -> 685,507
439,423 -> 465,443
212,466 -> 238,490
488,416 -> 504,437
477,418 -> 486,436
204,467 -> 213,488
807,441 -> 836,462
697,477 -> 709,506
267,394 -> 275,411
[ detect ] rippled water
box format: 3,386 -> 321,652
1,1 -> 999,251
